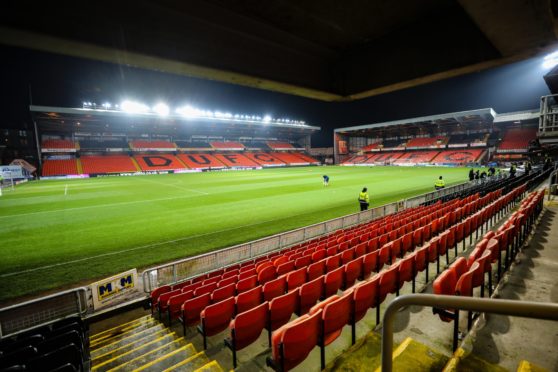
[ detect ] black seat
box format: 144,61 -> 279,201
25,344 -> 81,372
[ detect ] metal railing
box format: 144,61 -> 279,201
141,179 -> 478,293
381,294 -> 558,372
0,287 -> 88,339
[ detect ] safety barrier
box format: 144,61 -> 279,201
0,287 -> 87,339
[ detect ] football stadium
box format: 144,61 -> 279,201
1,2 -> 558,372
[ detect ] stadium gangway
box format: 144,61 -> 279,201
380,294 -> 558,372
0,287 -> 88,339
141,178 -> 480,293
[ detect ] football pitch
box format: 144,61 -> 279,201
0,166 -> 468,302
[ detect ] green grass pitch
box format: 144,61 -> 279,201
0,166 -> 468,302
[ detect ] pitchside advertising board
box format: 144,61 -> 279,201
90,269 -> 138,310
0,165 -> 24,179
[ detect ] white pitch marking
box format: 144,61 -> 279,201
139,177 -> 209,195
64,184 -> 68,196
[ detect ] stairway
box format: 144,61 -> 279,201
90,315 -> 224,372
324,331 -> 449,371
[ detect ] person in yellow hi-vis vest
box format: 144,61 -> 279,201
434,176 -> 445,190
358,187 -> 370,211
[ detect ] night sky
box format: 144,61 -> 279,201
0,45 -> 552,146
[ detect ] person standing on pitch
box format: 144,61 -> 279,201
358,187 -> 369,211
434,176 -> 445,190
323,175 -> 329,186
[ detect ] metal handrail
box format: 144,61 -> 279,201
381,294 -> 558,372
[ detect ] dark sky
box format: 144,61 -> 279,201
0,45 -> 552,146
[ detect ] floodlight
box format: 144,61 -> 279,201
153,102 -> 170,116
263,115 -> 272,123
121,100 -> 149,113
102,102 -> 111,109
542,51 -> 558,69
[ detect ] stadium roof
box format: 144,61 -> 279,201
2,1 -> 558,101
30,105 -> 320,135
493,109 -> 540,124
335,108 -> 497,134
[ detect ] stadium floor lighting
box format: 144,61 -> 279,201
121,100 -> 149,113
153,102 -> 170,116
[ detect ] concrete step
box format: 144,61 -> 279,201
91,319 -> 159,349
443,348 -> 509,372
134,346 -> 204,372
91,324 -> 167,354
91,315 -> 154,344
325,331 -> 449,371
108,340 -> 194,372
92,332 -> 179,370
517,360 -> 550,372
193,361 -> 225,372
162,351 -> 211,372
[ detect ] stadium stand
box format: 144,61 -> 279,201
497,128 -> 537,152
269,152 -> 312,165
368,152 -> 405,163
212,153 -> 260,167
134,154 -> 186,171
381,139 -> 405,149
295,152 -> 320,164
393,151 -> 440,164
243,152 -> 286,166
361,143 -> 381,152
78,138 -> 129,151
175,140 -> 213,150
41,158 -> 79,176
210,141 -> 245,150
80,155 -> 138,174
129,140 -> 176,150
267,141 -> 295,150
177,153 -> 225,169
141,167 -> 550,371
405,136 -> 447,149
430,149 -> 484,165
41,139 -> 77,150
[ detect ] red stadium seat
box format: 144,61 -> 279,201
256,261 -> 274,274
263,276 -> 287,302
236,275 -> 258,294
341,248 -> 355,265
324,266 -> 344,297
378,264 -> 399,303
362,251 -> 378,279
295,255 -> 312,269
222,270 -> 239,279
267,310 -> 321,372
354,242 -> 367,258
344,258 -> 363,288
238,268 -> 257,280
298,277 -> 324,315
266,290 -> 299,346
273,256 -> 289,267
326,254 -> 341,272
211,283 -> 236,303
167,291 -> 194,325
194,282 -> 218,297
150,285 -> 170,315
258,265 -> 277,285
198,297 -> 236,349
157,289 -> 181,319
236,285 -> 262,314
218,276 -> 238,288
307,260 -> 326,281
377,244 -> 391,271
276,260 -> 295,276
226,302 -> 268,368
312,249 -> 326,262
351,275 -> 380,339
310,292 -> 352,369
286,268 -> 307,292
180,292 -> 212,335
397,255 -> 415,293
202,277 -> 220,286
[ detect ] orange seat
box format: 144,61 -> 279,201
211,283 -> 236,303
236,285 -> 262,314
266,290 -> 299,346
